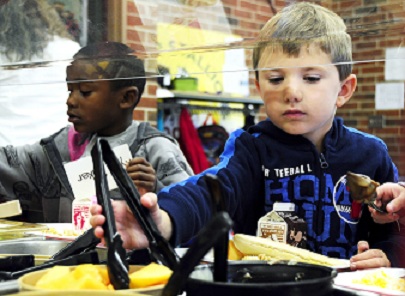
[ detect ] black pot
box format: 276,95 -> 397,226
185,261 -> 337,296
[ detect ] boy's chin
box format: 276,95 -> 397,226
278,124 -> 308,135
72,125 -> 89,134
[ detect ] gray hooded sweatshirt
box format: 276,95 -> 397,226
0,121 -> 193,222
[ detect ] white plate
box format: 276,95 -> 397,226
334,268 -> 405,295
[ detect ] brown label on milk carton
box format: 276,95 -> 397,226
257,211 -> 288,243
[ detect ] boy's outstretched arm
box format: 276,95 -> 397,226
349,241 -> 391,270
90,193 -> 173,250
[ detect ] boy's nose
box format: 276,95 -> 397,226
66,92 -> 78,107
284,80 -> 303,103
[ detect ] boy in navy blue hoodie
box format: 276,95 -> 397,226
91,2 -> 403,268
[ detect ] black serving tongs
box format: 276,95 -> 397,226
204,174 -> 229,282
51,228 -> 101,261
0,250 -> 99,281
0,255 -> 35,273
91,139 -> 129,289
90,139 -> 180,287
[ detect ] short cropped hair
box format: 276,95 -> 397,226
72,42 -> 146,101
253,2 -> 352,81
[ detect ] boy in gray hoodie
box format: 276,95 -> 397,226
0,41 -> 193,223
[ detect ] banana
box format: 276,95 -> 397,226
233,234 -> 349,267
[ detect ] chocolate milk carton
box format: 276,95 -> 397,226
285,216 -> 307,248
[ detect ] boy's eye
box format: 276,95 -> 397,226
80,90 -> 92,97
268,77 -> 284,84
304,75 -> 321,83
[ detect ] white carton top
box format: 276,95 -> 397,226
273,202 -> 295,212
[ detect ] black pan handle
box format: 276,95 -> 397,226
162,212 -> 233,296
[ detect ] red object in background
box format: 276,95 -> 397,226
178,108 -> 210,174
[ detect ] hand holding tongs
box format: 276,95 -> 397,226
90,139 -> 180,289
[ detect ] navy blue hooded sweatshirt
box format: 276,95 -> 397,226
158,117 -> 404,266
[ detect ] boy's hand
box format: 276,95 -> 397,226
126,157 -> 157,195
371,182 -> 405,224
350,241 -> 390,270
90,193 -> 172,250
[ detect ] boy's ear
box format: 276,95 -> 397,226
254,79 -> 261,93
120,86 -> 140,109
337,74 -> 357,108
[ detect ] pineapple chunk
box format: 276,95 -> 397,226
70,264 -> 108,290
129,262 -> 172,288
36,266 -> 73,289
96,265 -> 111,286
71,275 -> 109,290
35,265 -> 109,290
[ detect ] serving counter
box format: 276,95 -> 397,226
0,228 -> 403,296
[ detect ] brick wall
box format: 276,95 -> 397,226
331,0 -> 405,178
122,0 -> 405,176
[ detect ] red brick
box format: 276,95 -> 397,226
355,42 -> 377,49
234,9 -> 252,19
222,0 -> 238,6
127,1 -> 138,14
132,109 -> 145,121
127,16 -> 143,26
240,0 -> 258,11
147,84 -> 158,96
138,98 -> 157,109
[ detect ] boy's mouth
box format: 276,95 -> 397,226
67,112 -> 80,122
283,110 -> 306,119
283,110 -> 305,115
